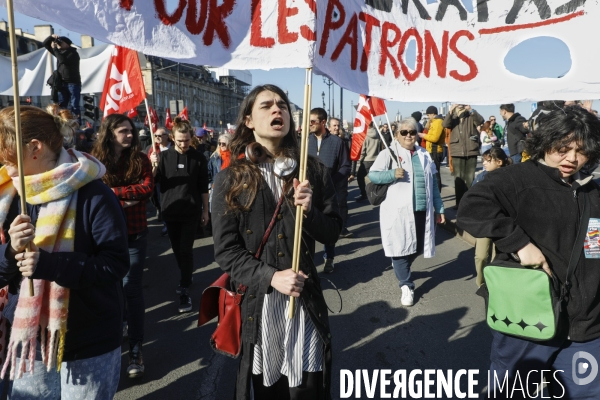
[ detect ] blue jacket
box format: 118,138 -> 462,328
208,152 -> 222,185
0,180 -> 129,361
307,130 -> 351,187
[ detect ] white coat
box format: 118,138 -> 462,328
370,141 -> 438,258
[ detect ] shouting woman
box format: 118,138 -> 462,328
211,84 -> 342,399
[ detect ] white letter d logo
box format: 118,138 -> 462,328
572,351 -> 598,386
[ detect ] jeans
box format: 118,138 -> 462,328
10,346 -> 120,400
357,161 -> 374,197
323,183 -> 348,260
165,219 -> 197,288
57,83 -> 81,119
123,228 -> 148,344
489,331 -> 600,399
452,156 -> 477,207
391,212 -> 426,289
336,183 -> 349,229
511,153 -> 523,164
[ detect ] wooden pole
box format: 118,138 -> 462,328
289,68 -> 312,319
7,0 -> 34,297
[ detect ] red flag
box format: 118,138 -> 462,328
177,107 -> 189,121
350,95 -> 387,161
144,107 -> 159,131
350,95 -> 374,161
100,46 -> 146,117
203,122 -> 207,129
85,121 -> 92,129
368,96 -> 387,117
128,107 -> 138,118
165,109 -> 173,130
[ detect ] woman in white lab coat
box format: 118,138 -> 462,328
368,118 -> 445,306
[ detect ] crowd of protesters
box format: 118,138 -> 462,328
0,87 -> 598,399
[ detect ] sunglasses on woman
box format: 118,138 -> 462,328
218,142 -> 227,147
399,130 -> 418,136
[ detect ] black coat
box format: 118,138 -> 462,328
457,161 -> 600,342
212,159 -> 342,400
43,36 -> 81,84
308,131 -> 351,187
504,112 -> 529,156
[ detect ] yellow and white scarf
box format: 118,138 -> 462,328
0,148 -> 105,379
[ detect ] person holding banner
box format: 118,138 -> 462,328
0,106 -> 128,398
211,85 -> 341,399
443,104 -> 484,208
91,114 -> 153,379
368,119 -> 445,307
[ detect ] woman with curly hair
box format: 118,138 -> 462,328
0,106 -> 129,398
91,113 -> 154,379
458,106 -> 600,398
211,84 -> 342,399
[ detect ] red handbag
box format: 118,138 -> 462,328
198,194 -> 285,358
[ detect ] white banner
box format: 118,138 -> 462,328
313,0 -> 600,103
2,0 -> 599,103
0,44 -> 113,96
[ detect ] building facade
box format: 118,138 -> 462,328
142,57 -> 250,131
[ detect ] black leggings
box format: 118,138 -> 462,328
252,372 -> 324,400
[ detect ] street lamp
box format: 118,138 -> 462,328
321,91 -> 325,109
323,77 -> 333,117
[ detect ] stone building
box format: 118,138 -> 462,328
141,58 -> 250,131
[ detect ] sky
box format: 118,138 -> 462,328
0,2 -> 587,127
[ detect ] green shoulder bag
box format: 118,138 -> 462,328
483,192 -> 589,341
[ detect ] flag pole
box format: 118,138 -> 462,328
289,68 -> 312,319
7,0 -> 34,297
143,99 -> 158,166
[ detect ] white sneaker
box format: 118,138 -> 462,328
400,285 -> 414,307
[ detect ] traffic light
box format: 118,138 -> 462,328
83,95 -> 99,122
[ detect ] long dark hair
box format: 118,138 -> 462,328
92,113 -> 144,187
224,85 -> 302,212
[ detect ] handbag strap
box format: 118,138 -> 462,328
236,194 -> 286,295
562,190 -> 589,303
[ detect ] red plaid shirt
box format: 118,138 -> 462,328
111,153 -> 154,235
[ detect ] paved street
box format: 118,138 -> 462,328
115,165 -> 493,400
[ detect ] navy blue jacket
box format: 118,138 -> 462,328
0,180 -> 129,361
308,131 -> 351,187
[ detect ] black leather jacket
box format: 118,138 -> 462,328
212,158 -> 342,399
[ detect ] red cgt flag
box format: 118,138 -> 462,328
100,46 -> 146,118
177,107 -> 189,121
144,107 -> 159,131
350,95 -> 387,161
165,108 -> 173,130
